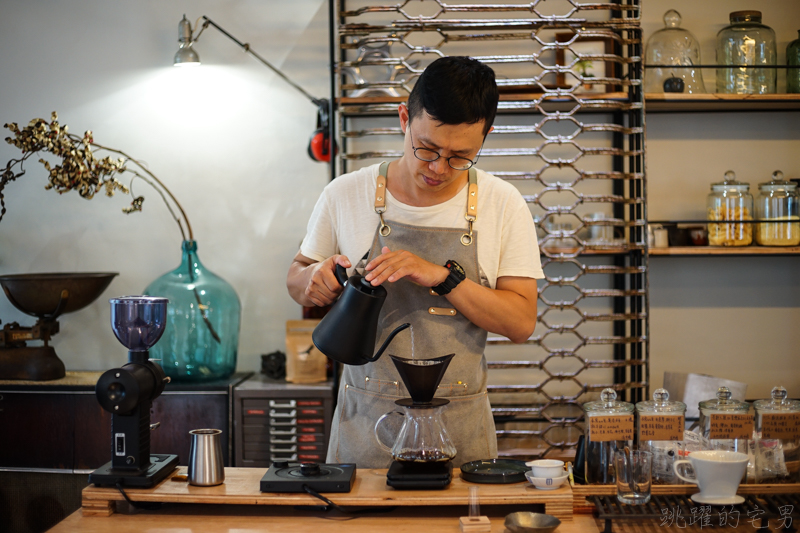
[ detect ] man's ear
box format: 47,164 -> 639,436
398,103 -> 409,133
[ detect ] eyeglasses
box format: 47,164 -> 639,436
408,127 -> 483,171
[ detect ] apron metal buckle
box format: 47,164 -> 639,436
461,217 -> 475,246
378,211 -> 391,237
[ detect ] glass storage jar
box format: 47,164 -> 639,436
707,170 -> 753,246
716,11 -> 777,94
753,387 -> 800,484
755,171 -> 800,246
789,31 -> 800,94
698,386 -> 754,481
644,10 -> 707,94
636,388 -> 687,485
583,388 -> 634,484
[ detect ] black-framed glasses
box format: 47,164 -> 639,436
408,127 -> 484,171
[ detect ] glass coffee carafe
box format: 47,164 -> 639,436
375,399 -> 457,464
375,354 -> 457,465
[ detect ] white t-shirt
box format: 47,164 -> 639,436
300,163 -> 544,288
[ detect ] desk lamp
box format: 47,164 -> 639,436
173,15 -> 334,162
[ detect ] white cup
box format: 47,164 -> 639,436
525,459 -> 565,479
673,450 -> 748,500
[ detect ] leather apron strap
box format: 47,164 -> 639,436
374,161 -> 478,246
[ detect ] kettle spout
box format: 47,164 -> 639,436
367,323 -> 411,363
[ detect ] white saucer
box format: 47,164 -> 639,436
690,494 -> 745,505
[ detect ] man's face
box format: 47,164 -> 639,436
399,105 -> 487,196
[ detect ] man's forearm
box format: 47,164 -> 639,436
287,259 -> 316,307
444,277 -> 538,343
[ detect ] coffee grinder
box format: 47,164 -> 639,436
89,296 -> 179,488
376,353 -> 457,490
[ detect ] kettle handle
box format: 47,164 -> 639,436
374,410 -> 404,455
334,264 -> 348,287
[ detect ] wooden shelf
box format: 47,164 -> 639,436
645,93 -> 800,112
82,466 -> 574,520
650,246 -> 800,256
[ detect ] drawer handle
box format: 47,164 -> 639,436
269,400 -> 296,408
270,453 -> 298,461
270,437 -> 297,444
270,445 -> 298,453
269,409 -> 297,418
270,419 -> 297,426
270,428 -> 297,435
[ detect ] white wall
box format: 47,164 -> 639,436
0,0 -> 330,372
1,0 -> 798,400
644,0 -> 800,398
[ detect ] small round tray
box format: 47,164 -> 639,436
460,459 -> 529,484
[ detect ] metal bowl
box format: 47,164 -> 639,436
504,512 -> 561,533
0,272 -> 118,318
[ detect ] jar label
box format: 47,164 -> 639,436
589,414 -> 634,442
761,412 -> 800,440
709,413 -> 754,440
638,414 -> 684,441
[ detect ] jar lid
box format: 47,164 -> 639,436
636,388 -> 687,413
698,386 -> 751,412
582,388 -> 634,415
730,10 -> 762,23
753,386 -> 800,412
711,170 -> 750,192
758,170 -> 797,191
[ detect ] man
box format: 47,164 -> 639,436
287,56 -> 544,468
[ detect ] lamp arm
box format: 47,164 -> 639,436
198,16 -> 323,107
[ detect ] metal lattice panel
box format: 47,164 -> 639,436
333,0 -> 647,460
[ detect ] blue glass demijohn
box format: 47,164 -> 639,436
144,240 -> 240,381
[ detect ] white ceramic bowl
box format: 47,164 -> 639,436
525,471 -> 568,490
525,459 -> 565,479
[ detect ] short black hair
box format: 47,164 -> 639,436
407,56 -> 499,136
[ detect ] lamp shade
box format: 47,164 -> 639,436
174,43 -> 200,66
174,14 -> 200,67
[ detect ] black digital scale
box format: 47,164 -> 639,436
386,460 -> 453,490
260,462 -> 357,493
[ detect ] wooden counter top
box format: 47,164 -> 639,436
81,466 -> 572,519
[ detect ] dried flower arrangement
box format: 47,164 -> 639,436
1,112 -> 192,241
1,112 -> 225,342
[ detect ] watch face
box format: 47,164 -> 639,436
447,260 -> 466,278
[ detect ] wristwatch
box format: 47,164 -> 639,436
432,260 -> 466,295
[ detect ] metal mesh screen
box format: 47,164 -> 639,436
332,0 -> 647,460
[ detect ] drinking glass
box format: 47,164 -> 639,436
615,450 -> 652,505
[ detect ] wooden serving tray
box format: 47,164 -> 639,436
571,481 -> 800,514
82,467 -> 573,520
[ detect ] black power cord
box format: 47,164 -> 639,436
115,482 -> 163,511
297,484 -> 397,516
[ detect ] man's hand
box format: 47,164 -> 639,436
287,252 -> 351,307
364,246 -> 449,288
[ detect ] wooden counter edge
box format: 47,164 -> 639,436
82,466 -> 575,520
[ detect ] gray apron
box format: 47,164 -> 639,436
326,161 -> 498,468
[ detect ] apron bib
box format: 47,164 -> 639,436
327,162 -> 498,468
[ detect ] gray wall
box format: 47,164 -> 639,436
1,0 -> 798,400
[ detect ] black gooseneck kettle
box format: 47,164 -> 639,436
312,265 -> 410,366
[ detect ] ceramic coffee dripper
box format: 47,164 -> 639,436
673,450 -> 749,504
312,265 -> 410,366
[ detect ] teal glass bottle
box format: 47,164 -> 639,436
144,240 -> 240,381
788,31 -> 800,94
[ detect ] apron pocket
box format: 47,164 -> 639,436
441,391 -> 498,467
328,385 -> 403,469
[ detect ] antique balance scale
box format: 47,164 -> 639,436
0,272 -> 118,380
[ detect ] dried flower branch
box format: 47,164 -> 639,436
1,112 -> 192,241
1,112 -> 223,342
